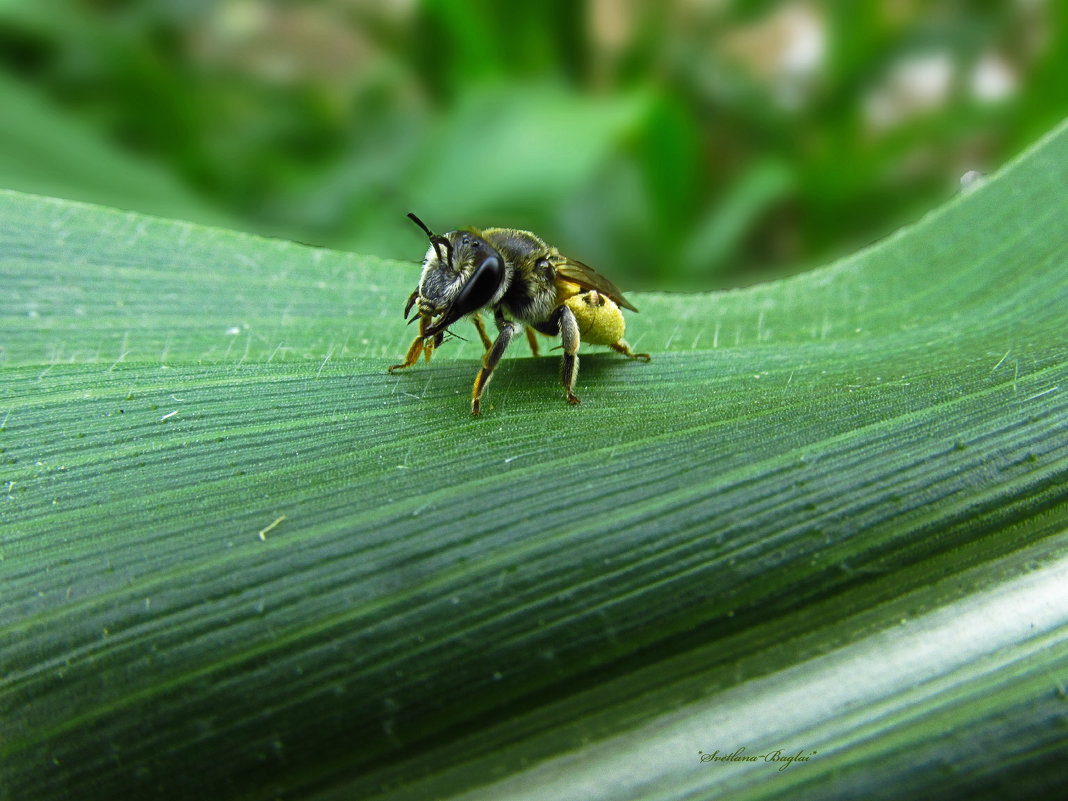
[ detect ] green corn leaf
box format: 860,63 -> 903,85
3,118 -> 1068,801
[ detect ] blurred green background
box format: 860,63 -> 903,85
2,0 -> 1065,289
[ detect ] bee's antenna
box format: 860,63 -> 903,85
407,212 -> 451,264
407,212 -> 435,239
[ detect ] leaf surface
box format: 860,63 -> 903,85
2,120 -> 1068,801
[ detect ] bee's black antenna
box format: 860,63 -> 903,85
407,212 -> 435,239
407,212 -> 451,264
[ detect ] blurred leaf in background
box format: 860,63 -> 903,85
1,0 -> 1065,288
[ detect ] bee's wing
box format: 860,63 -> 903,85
556,259 -> 639,312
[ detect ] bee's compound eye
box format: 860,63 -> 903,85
422,248 -> 505,337
458,253 -> 504,310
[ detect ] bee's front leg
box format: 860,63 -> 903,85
471,320 -> 521,415
388,314 -> 432,373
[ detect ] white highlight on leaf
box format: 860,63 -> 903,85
459,554 -> 1068,801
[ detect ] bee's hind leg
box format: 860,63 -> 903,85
558,305 -> 581,405
610,339 -> 651,361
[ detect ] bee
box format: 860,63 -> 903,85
389,213 -> 650,415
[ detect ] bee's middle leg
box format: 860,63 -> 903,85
472,313 -> 494,351
472,321 -> 521,415
524,327 -> 541,357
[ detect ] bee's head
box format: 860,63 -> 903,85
406,213 -> 508,336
